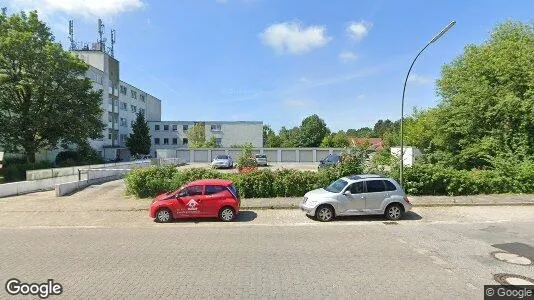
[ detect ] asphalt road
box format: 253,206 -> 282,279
1,207 -> 534,299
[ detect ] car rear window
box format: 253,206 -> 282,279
228,184 -> 239,199
384,180 -> 397,191
365,180 -> 386,193
205,185 -> 226,195
255,154 -> 266,158
216,155 -> 228,159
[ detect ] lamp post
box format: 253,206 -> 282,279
399,20 -> 456,187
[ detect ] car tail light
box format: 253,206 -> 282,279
403,196 -> 411,204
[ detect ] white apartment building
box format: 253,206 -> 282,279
148,121 -> 263,156
60,50 -> 162,160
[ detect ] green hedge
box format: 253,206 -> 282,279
124,160 -> 534,199
399,162 -> 534,196
125,167 -> 350,199
0,157 -> 54,182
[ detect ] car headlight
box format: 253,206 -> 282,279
303,197 -> 308,203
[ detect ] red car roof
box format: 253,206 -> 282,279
187,179 -> 233,186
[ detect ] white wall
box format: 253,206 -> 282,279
390,146 -> 422,167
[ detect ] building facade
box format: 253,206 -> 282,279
71,50 -> 162,160
148,121 -> 263,156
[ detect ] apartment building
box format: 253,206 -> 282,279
69,50 -> 162,160
148,121 -> 263,156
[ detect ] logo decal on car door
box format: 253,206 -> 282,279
186,199 -> 199,210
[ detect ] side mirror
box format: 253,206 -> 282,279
343,190 -> 351,196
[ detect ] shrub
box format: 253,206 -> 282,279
55,144 -> 104,167
1,159 -> 54,182
236,143 -> 257,170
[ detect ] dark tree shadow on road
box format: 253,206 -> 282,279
163,210 -> 258,224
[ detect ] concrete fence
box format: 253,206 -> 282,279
0,160 -> 151,198
156,148 -> 345,163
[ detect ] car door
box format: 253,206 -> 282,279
203,185 -> 227,217
340,181 -> 366,214
176,185 -> 206,217
363,180 -> 388,212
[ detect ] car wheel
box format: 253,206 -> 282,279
315,205 -> 335,222
219,206 -> 236,222
155,208 -> 172,223
385,203 -> 403,220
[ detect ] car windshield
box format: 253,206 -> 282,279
216,155 -> 228,159
324,179 -> 348,193
255,154 -> 266,158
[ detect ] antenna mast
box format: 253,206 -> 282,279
68,20 -> 76,50
110,29 -> 116,57
98,18 -> 106,52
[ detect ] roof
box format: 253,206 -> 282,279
345,174 -> 384,181
187,179 -> 233,186
348,138 -> 383,150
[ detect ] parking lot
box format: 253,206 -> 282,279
1,180 -> 534,298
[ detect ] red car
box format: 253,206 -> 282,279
149,179 -> 240,223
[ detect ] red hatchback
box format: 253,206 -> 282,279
149,179 -> 240,223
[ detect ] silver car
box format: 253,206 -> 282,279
211,155 -> 233,169
299,174 -> 412,222
255,154 -> 268,166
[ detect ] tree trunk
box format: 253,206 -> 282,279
25,150 -> 36,164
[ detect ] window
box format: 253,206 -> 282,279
131,90 -> 137,99
384,180 -> 397,191
210,124 -> 222,131
163,138 -> 169,145
172,125 -> 178,131
131,105 -> 137,113
120,85 -> 127,95
139,108 -> 145,115
154,138 -> 160,145
183,125 -> 188,131
120,118 -> 127,127
366,180 -> 386,193
155,125 -> 160,131
349,182 -> 365,194
120,102 -> 128,110
163,125 -> 169,131
131,120 -> 135,127
205,185 -> 226,195
182,138 -> 188,145
216,155 -> 229,159
324,179 -> 348,193
140,93 -> 146,102
185,186 -> 203,196
215,138 -> 222,146
172,138 -> 178,145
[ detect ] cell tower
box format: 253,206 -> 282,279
110,29 -> 116,57
68,20 -> 76,50
97,18 -> 106,51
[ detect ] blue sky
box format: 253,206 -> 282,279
5,0 -> 534,131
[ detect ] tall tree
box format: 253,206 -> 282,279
0,11 -> 104,162
187,123 -> 206,148
279,126 -> 300,147
320,130 -> 349,147
263,125 -> 281,147
434,21 -> 534,168
346,127 -> 375,138
126,112 -> 151,156
297,114 -> 330,147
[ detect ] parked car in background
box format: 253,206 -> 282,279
299,174 -> 411,222
211,155 -> 233,169
254,154 -> 268,166
318,153 -> 341,169
149,179 -> 240,223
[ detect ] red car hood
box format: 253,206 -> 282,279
154,192 -> 173,202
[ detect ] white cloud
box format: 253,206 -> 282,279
215,0 -> 228,3
347,21 -> 372,41
298,77 -> 311,83
260,21 -> 331,55
407,74 -> 433,84
339,51 -> 358,63
8,0 -> 144,19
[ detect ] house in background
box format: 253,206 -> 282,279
348,138 -> 384,151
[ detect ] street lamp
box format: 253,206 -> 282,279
399,20 -> 456,187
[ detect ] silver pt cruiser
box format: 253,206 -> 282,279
300,174 -> 412,222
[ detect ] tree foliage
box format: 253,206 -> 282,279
126,112 -> 151,156
297,114 -> 330,147
187,123 -> 206,148
0,10 -> 105,162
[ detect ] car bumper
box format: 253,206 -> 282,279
299,202 -> 316,215
404,202 -> 413,212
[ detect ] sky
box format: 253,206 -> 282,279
3,0 -> 534,131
